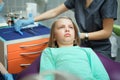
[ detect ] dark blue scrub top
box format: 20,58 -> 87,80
64,0 -> 118,57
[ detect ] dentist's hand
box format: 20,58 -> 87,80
14,17 -> 34,35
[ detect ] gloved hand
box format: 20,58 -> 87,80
14,17 -> 34,35
3,73 -> 14,80
0,2 -> 4,11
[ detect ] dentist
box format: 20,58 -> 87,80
14,0 -> 118,59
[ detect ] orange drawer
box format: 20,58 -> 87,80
8,44 -> 47,60
7,38 -> 49,53
8,56 -> 39,74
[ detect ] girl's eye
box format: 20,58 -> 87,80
69,26 -> 74,29
58,26 -> 64,29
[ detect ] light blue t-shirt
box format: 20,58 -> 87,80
40,46 -> 110,80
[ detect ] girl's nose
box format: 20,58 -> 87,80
65,27 -> 70,32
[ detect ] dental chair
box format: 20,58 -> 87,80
16,25 -> 120,80
16,52 -> 120,80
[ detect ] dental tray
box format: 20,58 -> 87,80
0,24 -> 50,41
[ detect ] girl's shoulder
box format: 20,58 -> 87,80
80,47 -> 93,51
80,47 -> 96,55
42,47 -> 51,52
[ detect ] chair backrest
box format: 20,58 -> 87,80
96,53 -> 120,80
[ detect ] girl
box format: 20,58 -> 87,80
40,17 -> 110,80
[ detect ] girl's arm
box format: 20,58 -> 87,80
84,48 -> 110,80
40,48 -> 55,80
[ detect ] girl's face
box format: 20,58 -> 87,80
54,18 -> 75,47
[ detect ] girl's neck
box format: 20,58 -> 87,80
58,44 -> 74,48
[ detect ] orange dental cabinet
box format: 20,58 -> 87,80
0,25 -> 50,74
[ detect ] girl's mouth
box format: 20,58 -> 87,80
64,33 -> 71,37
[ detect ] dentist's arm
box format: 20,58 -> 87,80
0,0 -> 3,3
34,3 -> 68,22
80,18 -> 114,40
0,0 -> 4,11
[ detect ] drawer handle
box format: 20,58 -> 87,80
20,50 -> 42,56
20,64 -> 31,67
20,42 -> 48,48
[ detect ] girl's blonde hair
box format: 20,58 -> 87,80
48,16 -> 80,48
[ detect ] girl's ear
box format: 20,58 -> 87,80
54,38 -> 56,41
73,39 -> 77,46
53,33 -> 56,41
